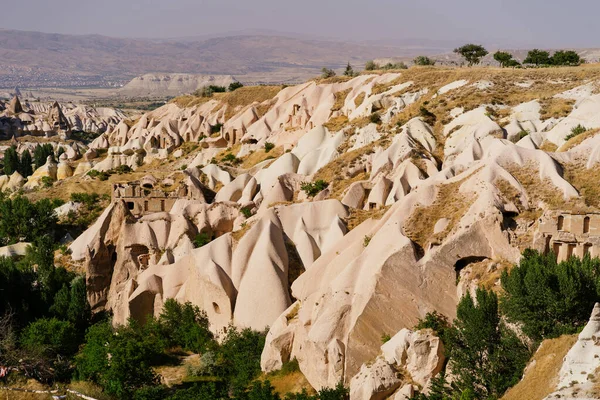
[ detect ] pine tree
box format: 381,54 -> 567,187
2,146 -> 20,175
19,149 -> 33,177
344,62 -> 354,77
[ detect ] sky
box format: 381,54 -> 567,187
2,0 -> 599,48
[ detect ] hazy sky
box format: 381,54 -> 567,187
2,0 -> 598,48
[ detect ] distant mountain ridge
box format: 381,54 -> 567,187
0,28 -> 450,88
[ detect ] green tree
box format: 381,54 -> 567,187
19,149 -> 33,177
218,326 -> 267,391
0,196 -> 58,245
2,145 -> 20,175
448,289 -> 530,399
493,51 -> 515,68
158,299 -> 214,353
454,44 -> 489,66
33,144 -> 55,169
523,49 -> 551,66
364,60 -> 378,71
500,249 -> 600,341
229,82 -> 244,92
50,275 -> 91,333
413,56 -> 436,66
21,318 -> 78,357
321,68 -> 336,78
343,63 -> 354,77
551,50 -> 581,66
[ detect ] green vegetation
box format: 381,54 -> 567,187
300,180 -> 328,197
493,51 -> 520,68
343,62 -> 354,77
240,206 -> 253,218
264,142 -> 275,153
501,249 -> 600,341
229,82 -> 244,92
369,113 -> 382,124
454,44 -> 489,66
321,68 -> 336,79
524,49 -> 582,66
33,143 -> 56,170
413,56 -> 436,66
565,124 -> 588,140
196,85 -> 227,98
193,232 -> 213,248
1,146 -> 34,177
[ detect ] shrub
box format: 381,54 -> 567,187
21,318 -> 78,357
41,176 -> 54,188
364,60 -> 378,71
454,44 -> 489,66
565,124 -> 587,140
240,207 -> 253,218
551,50 -> 581,66
218,326 -> 267,391
210,123 -> 223,134
158,299 -> 214,353
87,169 -> 110,181
369,113 -> 382,124
500,250 -> 600,341
193,232 -> 212,248
363,235 -> 372,247
321,68 -> 336,79
228,82 -> 244,91
415,311 -> 450,339
380,333 -> 391,344
301,180 -> 328,197
413,56 -> 435,66
113,165 -> 132,174
264,142 -> 275,153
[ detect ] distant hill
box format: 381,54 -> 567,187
0,29 -> 450,89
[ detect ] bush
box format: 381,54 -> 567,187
158,299 -> 214,353
218,326 -> 267,391
500,250 -> 600,341
229,82 -> 244,92
193,232 -> 212,248
413,56 -> 435,66
211,123 -> 223,134
343,63 -> 354,77
321,68 -> 336,79
301,180 -> 328,197
369,113 -> 382,124
113,165 -> 132,174
364,60 -> 377,71
264,142 -> 275,153
551,50 -> 581,66
415,311 -> 450,339
41,176 -> 54,188
240,207 -> 253,218
87,169 -> 110,181
565,124 -> 587,140
493,51 -> 516,68
21,318 -> 78,357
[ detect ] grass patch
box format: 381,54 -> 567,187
501,335 -> 578,400
563,162 -> 600,208
539,97 -> 575,120
323,115 -> 349,132
332,89 -> 351,111
559,128 -> 600,151
404,171 -> 479,248
354,92 -> 366,107
346,206 -> 389,231
260,358 -> 315,396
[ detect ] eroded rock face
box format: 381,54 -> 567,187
349,357 -> 401,400
544,303 -> 600,400
381,329 -> 445,387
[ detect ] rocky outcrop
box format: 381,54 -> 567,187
349,357 -> 402,400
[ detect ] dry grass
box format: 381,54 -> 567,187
68,381 -> 115,400
259,369 -> 315,397
240,146 -> 283,169
539,141 -> 559,152
502,335 -> 578,400
171,95 -> 212,108
558,128 -> 600,152
232,221 -> 254,242
323,115 -> 349,132
539,97 -> 575,120
155,353 -> 201,387
563,162 -> 600,208
345,206 -> 390,231
216,86 -> 283,120
331,89 -> 351,111
505,163 -> 574,210
354,92 -> 366,107
464,258 -> 514,292
404,171 -> 479,249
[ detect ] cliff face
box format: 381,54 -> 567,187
62,67 -> 600,393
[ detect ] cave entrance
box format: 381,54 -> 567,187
454,256 -> 489,281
